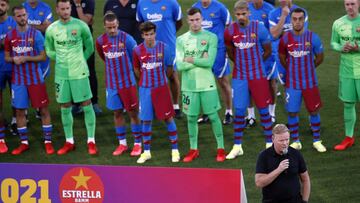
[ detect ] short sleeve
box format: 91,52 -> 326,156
312,33 -> 324,55
82,0 -> 95,15
259,23 -> 271,45
255,151 -> 268,174
34,30 -> 45,52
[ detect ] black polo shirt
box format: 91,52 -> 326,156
256,146 -> 307,203
70,0 -> 95,32
103,0 -> 142,44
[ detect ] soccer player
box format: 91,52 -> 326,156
0,0 -> 16,153
70,0 -> 102,115
103,0 -> 142,44
268,0 -> 308,88
4,5 -> 54,155
136,0 -> 182,118
192,0 -> 234,125
23,0 -> 53,120
45,0 -> 97,155
96,12 -> 142,156
132,21 -> 180,164
224,0 -> 273,159
177,7 -> 226,162
332,0 -> 360,151
278,8 -> 326,152
247,0 -> 277,125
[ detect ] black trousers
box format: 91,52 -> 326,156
87,52 -> 98,104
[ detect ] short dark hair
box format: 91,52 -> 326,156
12,5 -> 25,15
0,0 -> 9,4
290,8 -> 306,17
103,11 -> 118,23
187,7 -> 201,16
56,0 -> 70,5
139,21 -> 156,33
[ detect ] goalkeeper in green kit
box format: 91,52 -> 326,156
45,0 -> 97,155
176,7 -> 226,162
332,0 -> 360,151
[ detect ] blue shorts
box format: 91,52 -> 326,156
213,48 -> 230,78
273,53 -> 286,84
40,57 -> 51,79
139,86 -> 174,120
232,79 -> 250,110
0,70 -> 12,90
285,87 -> 322,113
12,83 -> 49,109
106,88 -> 124,111
264,55 -> 278,80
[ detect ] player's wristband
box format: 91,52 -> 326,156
76,3 -> 81,7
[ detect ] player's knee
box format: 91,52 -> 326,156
288,112 -> 298,117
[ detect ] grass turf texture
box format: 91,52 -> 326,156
2,0 -> 359,202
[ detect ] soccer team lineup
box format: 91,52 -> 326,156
0,0 -> 358,165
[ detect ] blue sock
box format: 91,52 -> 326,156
310,114 -> 321,142
234,108 -> 246,145
115,126 -> 126,141
0,125 -> 5,139
42,125 -> 52,142
166,120 -> 178,150
131,124 -> 142,144
142,121 -> 152,151
259,107 -> 273,143
288,115 -> 299,142
18,127 -> 28,142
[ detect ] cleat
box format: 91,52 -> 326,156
271,116 -> 276,123
226,145 -> 243,159
222,113 -> 233,125
57,142 -> 75,155
44,143 -> 55,155
266,142 -> 273,149
93,104 -> 103,116
216,148 -> 226,162
112,144 -> 128,156
334,136 -> 355,151
9,123 -> 18,136
87,142 -> 98,155
171,150 -> 180,162
137,152 -> 151,163
313,141 -> 327,153
130,145 -> 142,156
0,141 -> 8,153
197,115 -> 209,124
290,142 -> 302,150
72,105 -> 83,115
246,118 -> 256,128
35,109 -> 41,120
11,144 -> 29,155
174,109 -> 182,119
183,149 -> 199,162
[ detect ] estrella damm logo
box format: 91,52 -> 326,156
59,167 -> 104,203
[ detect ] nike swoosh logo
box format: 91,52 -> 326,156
113,5 -> 118,8
144,8 -> 148,10
141,56 -> 146,59
234,35 -> 239,39
287,44 -> 294,47
131,103 -> 137,107
165,111 -> 171,116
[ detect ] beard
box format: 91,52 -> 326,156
0,10 -> 6,17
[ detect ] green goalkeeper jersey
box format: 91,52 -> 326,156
45,17 -> 94,80
331,14 -> 360,79
176,29 -> 218,92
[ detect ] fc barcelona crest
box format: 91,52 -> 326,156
201,40 -> 207,46
39,12 -> 44,16
210,13 -> 215,17
262,14 -> 267,19
8,26 -> 12,30
356,27 -> 360,33
251,33 -> 256,38
28,38 -> 34,45
305,41 -> 311,47
118,43 -> 124,48
157,53 -> 163,58
161,6 -> 166,10
71,29 -> 77,36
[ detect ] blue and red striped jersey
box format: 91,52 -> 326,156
279,30 -> 323,90
133,41 -> 173,88
224,21 -> 271,80
96,30 -> 137,90
0,16 -> 16,72
4,27 -> 45,85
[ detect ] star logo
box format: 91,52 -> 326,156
72,169 -> 92,189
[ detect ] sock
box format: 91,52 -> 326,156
288,114 -> 300,142
61,107 -> 74,140
142,121 -> 152,151
18,127 -> 28,145
173,104 -> 180,110
187,115 -> 198,149
83,104 -> 96,139
208,112 -> 224,149
310,114 -> 321,142
116,126 -> 127,146
0,124 -> 5,140
11,117 -> 16,124
87,138 -> 95,143
247,107 -> 255,119
166,120 -> 178,150
269,104 -> 276,117
131,124 -> 142,145
259,107 -> 273,143
344,102 -> 356,137
225,109 -> 233,115
234,108 -> 246,145
42,124 -> 52,142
